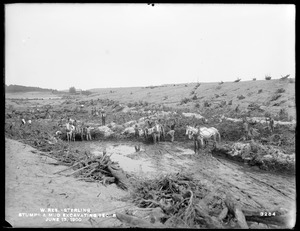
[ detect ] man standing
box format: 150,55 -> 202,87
242,118 -> 249,141
166,120 -> 176,142
134,124 -> 139,138
101,109 -> 106,126
268,116 -> 274,133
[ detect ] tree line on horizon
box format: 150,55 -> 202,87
5,84 -> 58,93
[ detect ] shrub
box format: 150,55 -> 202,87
237,95 -> 245,100
289,78 -> 294,83
264,111 -> 271,118
265,75 -> 272,80
278,108 -> 289,121
180,97 -> 191,105
192,95 -> 198,100
190,90 -> 195,95
258,89 -> 263,94
69,87 -> 76,94
194,102 -> 200,108
228,100 -> 232,105
270,94 -> 281,101
215,94 -> 220,98
276,88 -> 285,94
204,101 -> 211,107
216,85 -> 221,90
194,83 -> 201,90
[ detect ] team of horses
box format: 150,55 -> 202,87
62,118 -> 221,156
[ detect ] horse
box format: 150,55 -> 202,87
186,126 -> 221,154
65,123 -> 75,142
145,124 -> 161,144
186,126 -> 204,154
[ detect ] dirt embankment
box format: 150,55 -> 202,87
5,138 -> 133,228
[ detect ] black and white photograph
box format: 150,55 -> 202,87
4,3 -> 296,228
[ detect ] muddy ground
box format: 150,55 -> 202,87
5,138 -> 296,228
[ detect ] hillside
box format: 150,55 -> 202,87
5,84 -> 57,93
87,78 -> 296,120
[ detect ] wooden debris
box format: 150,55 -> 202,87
225,193 -> 249,229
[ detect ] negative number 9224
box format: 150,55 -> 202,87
260,212 -> 276,216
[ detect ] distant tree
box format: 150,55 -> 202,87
69,87 -> 76,94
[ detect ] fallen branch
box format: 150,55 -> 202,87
65,163 -> 98,177
195,204 -> 224,229
225,193 -> 249,229
53,161 -> 81,174
107,165 -> 130,190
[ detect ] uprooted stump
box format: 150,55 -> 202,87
126,173 -> 291,228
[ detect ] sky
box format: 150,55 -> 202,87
5,4 -> 295,90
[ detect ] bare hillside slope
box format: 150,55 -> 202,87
87,79 -> 295,119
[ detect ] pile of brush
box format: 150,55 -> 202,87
52,150 -> 130,190
129,173 -> 212,228
123,173 -> 290,228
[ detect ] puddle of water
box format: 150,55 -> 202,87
90,144 -> 156,177
89,143 -> 195,178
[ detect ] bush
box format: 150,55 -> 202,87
180,97 -> 191,105
192,95 -> 197,100
69,87 -> 76,94
194,83 -> 201,90
258,89 -> 263,94
204,101 -> 211,107
289,78 -> 294,83
190,90 -> 195,95
278,108 -> 289,121
216,85 -> 221,90
270,94 -> 281,101
228,100 -> 232,105
276,88 -> 285,94
237,95 -> 245,100
194,102 -> 200,108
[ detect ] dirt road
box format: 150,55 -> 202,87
5,138 -> 296,228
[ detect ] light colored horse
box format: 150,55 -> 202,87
66,123 -> 75,142
186,126 -> 204,154
145,123 -> 162,144
186,126 -> 221,154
